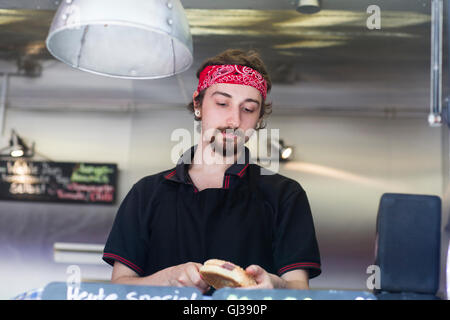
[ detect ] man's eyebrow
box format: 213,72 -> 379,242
211,91 -> 261,105
211,91 -> 232,98
243,98 -> 260,105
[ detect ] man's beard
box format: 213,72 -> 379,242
213,137 -> 237,157
210,128 -> 246,160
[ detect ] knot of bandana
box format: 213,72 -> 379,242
197,64 -> 268,100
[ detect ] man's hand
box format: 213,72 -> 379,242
245,265 -> 275,289
111,261 -> 210,294
244,265 -> 309,290
167,262 -> 211,293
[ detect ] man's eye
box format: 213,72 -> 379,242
244,108 -> 255,113
216,102 -> 227,106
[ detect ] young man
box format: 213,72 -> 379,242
103,49 -> 321,294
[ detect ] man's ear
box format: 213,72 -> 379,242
255,116 -> 263,129
192,91 -> 199,107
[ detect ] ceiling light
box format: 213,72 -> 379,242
271,139 -> 294,162
11,148 -> 24,158
281,146 -> 293,160
279,141 -> 294,161
46,0 -> 193,79
0,129 -> 34,158
296,0 -> 321,14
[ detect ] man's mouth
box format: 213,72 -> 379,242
221,130 -> 237,139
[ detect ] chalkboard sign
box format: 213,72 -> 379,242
22,282 -> 377,300
0,159 -> 117,204
212,288 -> 377,300
41,282 -> 202,300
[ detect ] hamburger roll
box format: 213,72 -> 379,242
199,259 -> 257,289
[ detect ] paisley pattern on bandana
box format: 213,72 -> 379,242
197,64 -> 268,100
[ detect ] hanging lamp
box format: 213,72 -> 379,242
46,0 -> 193,79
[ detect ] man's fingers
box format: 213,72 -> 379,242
246,265 -> 263,278
186,263 -> 210,293
176,274 -> 190,286
245,265 -> 274,288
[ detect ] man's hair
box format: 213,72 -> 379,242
187,48 -> 272,130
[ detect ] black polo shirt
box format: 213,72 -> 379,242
103,145 -> 321,280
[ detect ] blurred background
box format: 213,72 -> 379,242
0,0 -> 448,299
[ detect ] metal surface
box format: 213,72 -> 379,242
0,74 -> 7,135
429,0 -> 444,127
0,2 -> 434,115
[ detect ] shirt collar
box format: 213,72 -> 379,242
165,144 -> 251,184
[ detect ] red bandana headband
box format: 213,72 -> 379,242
197,64 -> 268,100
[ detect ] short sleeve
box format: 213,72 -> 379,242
273,189 -> 321,279
102,182 -> 149,276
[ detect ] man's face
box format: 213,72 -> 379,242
195,83 -> 262,157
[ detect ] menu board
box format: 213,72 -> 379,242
0,159 -> 117,204
41,282 -> 202,300
212,288 -> 377,300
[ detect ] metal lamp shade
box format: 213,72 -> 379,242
46,0 -> 193,79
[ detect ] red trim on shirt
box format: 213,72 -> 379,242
278,262 -> 321,275
224,175 -> 230,189
103,253 -> 144,275
164,170 -> 176,180
237,164 -> 249,177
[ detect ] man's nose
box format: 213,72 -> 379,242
226,106 -> 241,129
